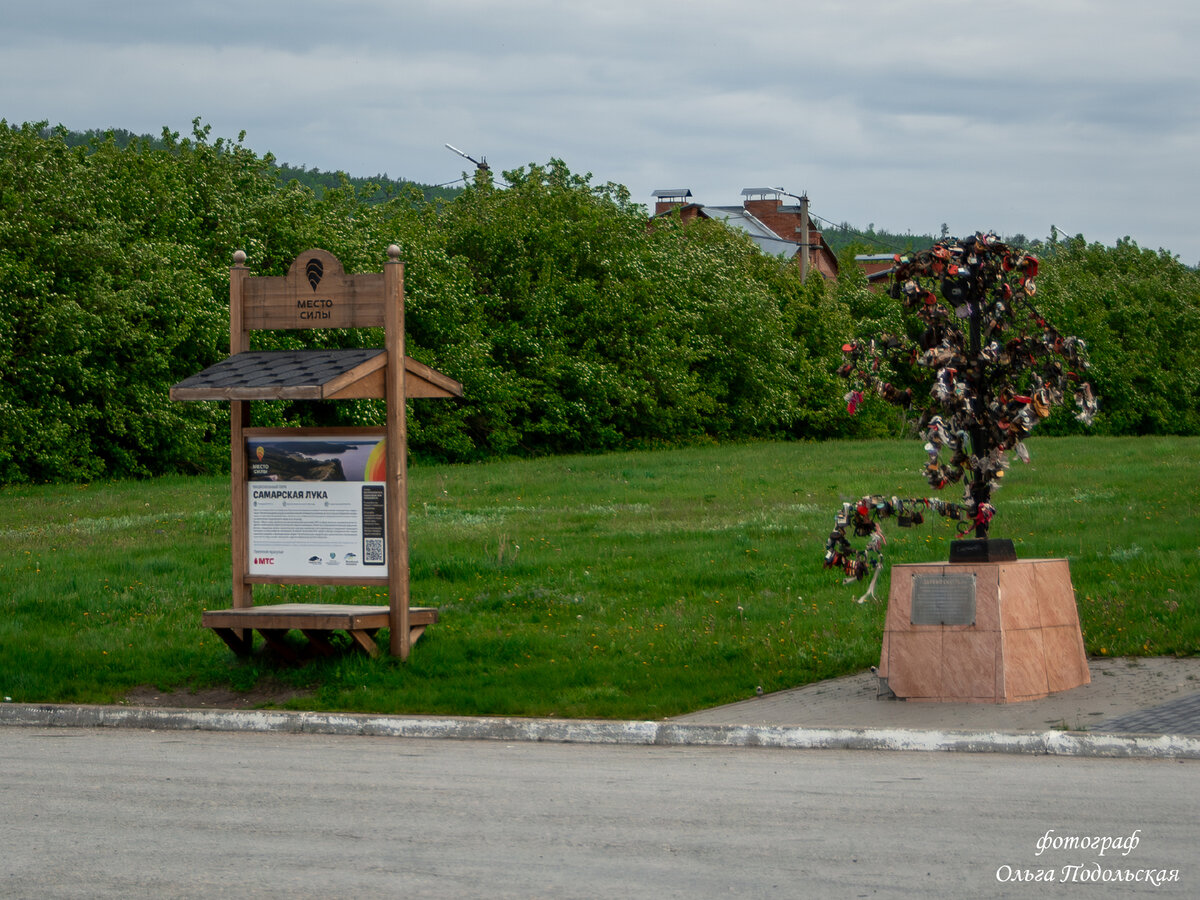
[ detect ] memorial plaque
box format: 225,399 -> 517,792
911,572 -> 976,625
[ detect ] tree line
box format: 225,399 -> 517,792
1,120 -> 1197,483
48,124 -> 459,205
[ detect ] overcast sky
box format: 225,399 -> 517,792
4,0 -> 1198,262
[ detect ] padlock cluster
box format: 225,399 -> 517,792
827,233 -> 1098,581
823,494 -> 994,582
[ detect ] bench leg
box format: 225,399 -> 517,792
210,627 -> 253,657
347,629 -> 381,658
258,628 -> 301,662
301,630 -> 338,657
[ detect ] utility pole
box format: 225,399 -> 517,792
444,143 -> 490,184
799,193 -> 811,281
772,188 -> 813,280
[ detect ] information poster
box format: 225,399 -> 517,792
245,434 -> 387,577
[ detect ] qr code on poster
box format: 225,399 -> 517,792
363,537 -> 384,564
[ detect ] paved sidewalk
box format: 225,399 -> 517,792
4,657 -> 1199,759
673,656 -> 1200,734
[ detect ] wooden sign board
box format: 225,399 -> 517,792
242,249 -> 386,331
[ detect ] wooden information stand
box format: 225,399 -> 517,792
171,247 -> 462,660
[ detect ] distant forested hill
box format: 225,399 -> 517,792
819,221 -> 935,255
45,128 -> 1031,250
272,162 -> 461,204
817,220 -> 1039,256
50,126 -> 461,204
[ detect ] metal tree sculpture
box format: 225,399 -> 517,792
824,232 -> 1097,598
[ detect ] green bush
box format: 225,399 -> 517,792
2,121 -> 1198,483
0,122 -> 236,480
1033,234 -> 1200,436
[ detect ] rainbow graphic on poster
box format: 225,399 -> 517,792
364,438 -> 387,482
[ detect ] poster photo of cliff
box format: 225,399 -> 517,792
246,435 -> 386,483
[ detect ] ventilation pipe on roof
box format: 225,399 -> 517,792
652,188 -> 693,216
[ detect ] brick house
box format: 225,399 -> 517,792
855,252 -> 896,287
651,187 -> 839,279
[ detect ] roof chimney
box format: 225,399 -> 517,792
652,188 -> 693,216
740,187 -> 783,219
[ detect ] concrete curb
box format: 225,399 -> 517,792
3,703 -> 1199,759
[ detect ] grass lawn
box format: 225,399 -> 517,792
1,436 -> 1197,718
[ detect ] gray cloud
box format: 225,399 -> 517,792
3,0 -> 1197,261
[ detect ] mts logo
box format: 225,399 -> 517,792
254,557 -> 276,566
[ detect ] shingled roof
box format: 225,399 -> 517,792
170,349 -> 462,401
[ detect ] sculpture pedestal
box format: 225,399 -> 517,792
877,558 -> 1090,703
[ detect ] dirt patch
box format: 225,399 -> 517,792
123,681 -> 313,710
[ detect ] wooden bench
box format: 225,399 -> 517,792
202,604 -> 439,660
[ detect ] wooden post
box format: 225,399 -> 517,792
383,246 -> 411,659
228,251 -> 251,611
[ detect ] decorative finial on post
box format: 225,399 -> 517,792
233,250 -> 247,266
387,244 -> 401,262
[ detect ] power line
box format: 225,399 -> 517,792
806,209 -> 917,255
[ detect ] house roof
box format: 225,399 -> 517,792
855,253 -> 898,282
651,189 -> 839,275
694,205 -> 808,260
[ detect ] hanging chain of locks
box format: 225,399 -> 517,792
824,232 -> 1098,588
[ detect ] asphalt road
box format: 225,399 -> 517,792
2,728 -> 1195,898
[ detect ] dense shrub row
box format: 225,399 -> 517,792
1,121 -> 1197,482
